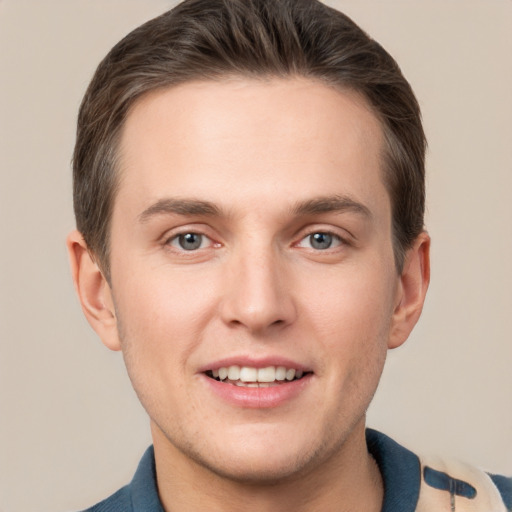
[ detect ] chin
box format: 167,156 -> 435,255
170,424 -> 339,486
192,447 -> 318,485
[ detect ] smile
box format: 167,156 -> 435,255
206,365 -> 308,387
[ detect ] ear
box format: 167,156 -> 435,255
388,231 -> 430,349
66,230 -> 121,351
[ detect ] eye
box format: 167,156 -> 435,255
168,232 -> 210,251
297,232 -> 343,250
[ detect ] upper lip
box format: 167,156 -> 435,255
198,355 -> 312,373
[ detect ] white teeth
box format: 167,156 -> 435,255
235,381 -> 277,388
227,365 -> 240,380
239,366 -> 257,382
257,366 -> 276,382
212,365 -> 306,383
275,366 -> 287,381
285,368 -> 296,381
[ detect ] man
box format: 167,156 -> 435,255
67,0 -> 512,510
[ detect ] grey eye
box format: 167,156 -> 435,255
177,233 -> 203,250
309,232 -> 333,250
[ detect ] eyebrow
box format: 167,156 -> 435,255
291,195 -> 372,219
138,194 -> 372,223
138,198 -> 222,223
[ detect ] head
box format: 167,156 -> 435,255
73,0 -> 426,282
68,0 -> 430,488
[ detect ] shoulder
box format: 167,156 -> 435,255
77,446 -> 164,512
489,473 -> 512,510
418,454 -> 512,511
78,485 -> 132,512
366,429 -> 512,512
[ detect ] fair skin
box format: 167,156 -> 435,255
68,78 -> 429,512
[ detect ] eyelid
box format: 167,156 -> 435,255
161,224 -> 221,250
167,232 -> 211,250
292,224 -> 354,248
295,231 -> 345,250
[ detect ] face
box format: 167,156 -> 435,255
101,79 -> 411,482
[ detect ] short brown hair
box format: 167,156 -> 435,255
73,0 -> 426,279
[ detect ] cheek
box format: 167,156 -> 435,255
110,266 -> 220,401
114,264 -> 217,339
300,261 -> 395,377
304,262 -> 395,334
111,274 -> 203,428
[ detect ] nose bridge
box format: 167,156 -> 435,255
220,236 -> 296,333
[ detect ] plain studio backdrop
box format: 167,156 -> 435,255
0,1 -> 511,511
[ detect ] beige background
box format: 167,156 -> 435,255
0,1 -> 511,511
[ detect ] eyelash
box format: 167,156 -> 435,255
165,231 -> 217,252
295,231 -> 346,251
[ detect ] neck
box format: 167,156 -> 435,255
152,420 -> 384,512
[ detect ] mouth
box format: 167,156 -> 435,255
205,365 -> 311,388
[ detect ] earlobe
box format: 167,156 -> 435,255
388,231 -> 430,349
66,230 -> 121,351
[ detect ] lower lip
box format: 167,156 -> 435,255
202,374 -> 313,409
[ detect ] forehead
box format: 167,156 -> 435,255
116,78 -> 388,219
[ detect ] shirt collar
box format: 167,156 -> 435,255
366,428 -> 421,512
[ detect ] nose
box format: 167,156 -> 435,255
219,245 -> 297,335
